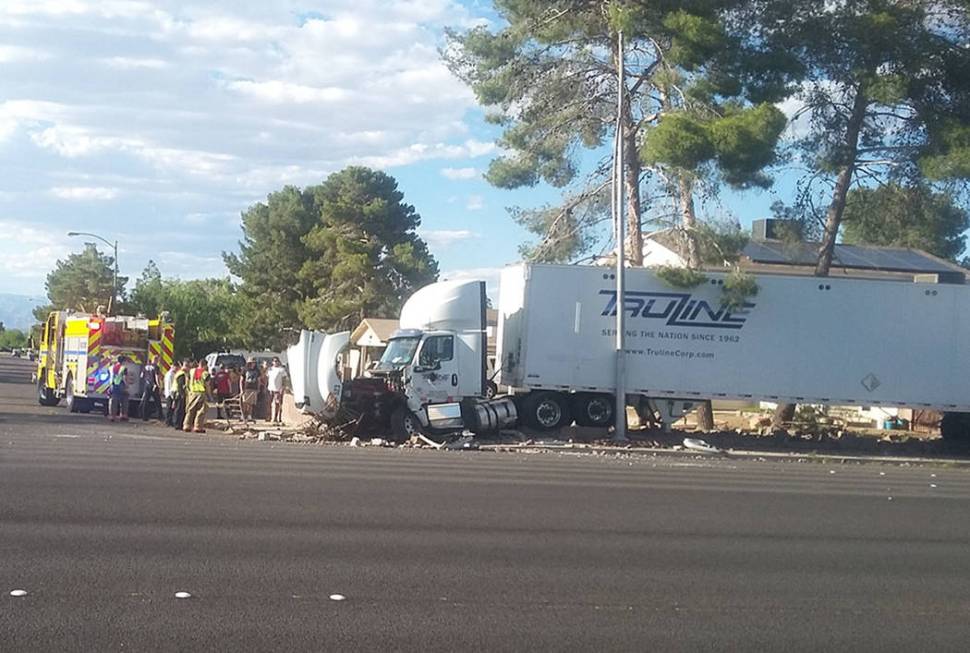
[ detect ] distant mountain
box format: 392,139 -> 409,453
0,293 -> 46,331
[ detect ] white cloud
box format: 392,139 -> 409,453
356,140 -> 496,169
0,45 -> 50,62
49,186 -> 119,200
421,229 -> 478,249
99,56 -> 168,69
441,167 -> 479,180
226,79 -> 348,104
0,219 -> 72,281
466,194 -> 485,211
31,125 -> 119,157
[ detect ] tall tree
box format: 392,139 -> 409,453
129,263 -> 244,359
298,167 -> 439,330
34,243 -> 127,318
750,0 -> 970,276
444,1 -> 794,264
225,167 -> 438,347
841,183 -> 969,260
750,0 -> 970,431
224,185 -> 318,349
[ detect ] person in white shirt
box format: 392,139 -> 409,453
163,363 -> 177,426
266,357 -> 289,424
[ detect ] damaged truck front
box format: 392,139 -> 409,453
286,279 -> 518,439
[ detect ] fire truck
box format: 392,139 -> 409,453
36,311 -> 175,414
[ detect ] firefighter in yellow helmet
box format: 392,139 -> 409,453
183,359 -> 213,433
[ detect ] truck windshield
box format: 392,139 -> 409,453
378,337 -> 421,369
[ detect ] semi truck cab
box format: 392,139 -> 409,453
288,280 -> 518,438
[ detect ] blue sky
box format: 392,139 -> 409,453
0,0 -> 788,300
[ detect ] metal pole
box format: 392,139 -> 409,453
613,29 -> 627,442
111,240 -> 118,315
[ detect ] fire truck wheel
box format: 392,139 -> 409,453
66,376 -> 79,413
37,371 -> 60,407
391,406 -> 424,441
521,391 -> 571,431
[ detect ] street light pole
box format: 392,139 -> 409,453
67,231 -> 119,315
613,29 -> 627,442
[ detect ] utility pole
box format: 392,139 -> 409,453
613,29 -> 627,442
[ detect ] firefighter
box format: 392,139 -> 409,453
108,355 -> 130,422
140,355 -> 162,421
183,359 -> 212,433
171,360 -> 190,430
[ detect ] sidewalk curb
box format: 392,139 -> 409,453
476,443 -> 970,467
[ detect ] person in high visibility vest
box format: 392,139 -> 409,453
171,360 -> 190,430
108,355 -> 130,422
183,359 -> 212,433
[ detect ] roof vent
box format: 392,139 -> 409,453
913,272 -> 966,285
751,218 -> 783,241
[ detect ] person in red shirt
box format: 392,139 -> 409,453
214,365 -> 231,419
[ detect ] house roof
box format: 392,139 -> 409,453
643,231 -> 966,279
350,318 -> 399,347
743,240 -> 965,275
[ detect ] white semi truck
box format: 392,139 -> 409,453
288,263 -> 970,440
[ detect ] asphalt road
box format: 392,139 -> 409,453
3,354 -> 970,651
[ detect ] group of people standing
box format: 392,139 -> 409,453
105,355 -> 289,431
163,356 -> 289,430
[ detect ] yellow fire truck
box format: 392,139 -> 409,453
36,311 -> 175,414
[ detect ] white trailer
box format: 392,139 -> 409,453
289,263 -> 970,439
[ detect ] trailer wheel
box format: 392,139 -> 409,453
37,371 -> 60,407
940,412 -> 970,442
522,392 -> 571,431
391,406 -> 424,440
572,393 -> 614,427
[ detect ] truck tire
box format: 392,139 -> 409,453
66,375 -> 79,413
940,412 -> 970,442
521,391 -> 571,431
572,393 -> 614,427
65,377 -> 91,414
391,406 -> 424,441
37,371 -> 60,407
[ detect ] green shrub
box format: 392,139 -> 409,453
655,265 -> 708,288
721,268 -> 758,311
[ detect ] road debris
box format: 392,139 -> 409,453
329,594 -> 346,601
174,591 -> 192,599
682,438 -> 722,454
443,435 -> 479,450
9,589 -> 27,597
416,433 -> 445,449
